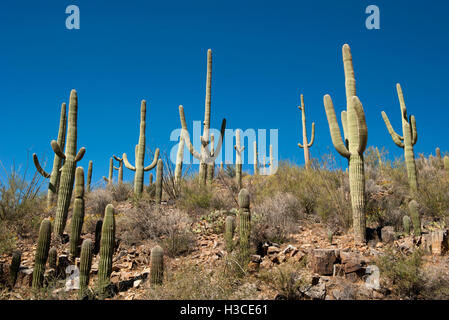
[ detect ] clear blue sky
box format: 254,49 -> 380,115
0,0 -> 448,186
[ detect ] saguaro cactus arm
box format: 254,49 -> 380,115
204,118 -> 226,163
74,147 -> 86,162
51,140 -> 66,159
179,105 -> 202,160
144,148 -> 160,171
410,115 -> 417,145
122,153 -> 136,171
323,95 -> 350,158
381,111 -> 404,148
308,122 -> 315,147
350,96 -> 368,154
32,154 -> 51,178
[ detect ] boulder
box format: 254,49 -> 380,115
312,249 -> 336,275
381,226 -> 396,244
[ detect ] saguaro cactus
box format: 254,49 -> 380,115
48,247 -> 57,269
103,158 -> 114,186
408,199 -> 421,236
323,44 -> 368,244
225,216 -> 235,253
113,155 -> 124,184
32,219 -> 52,289
207,134 -> 215,184
53,90 -> 86,236
93,220 -> 102,255
175,135 -> 185,184
33,102 -> 67,208
238,189 -> 251,264
70,167 -> 85,258
97,204 -> 115,296
403,215 -> 411,235
253,141 -> 259,175
381,84 -> 418,193
150,245 -> 164,286
297,94 -> 315,168
86,161 -> 93,192
155,159 -> 163,205
79,239 -> 93,299
9,250 -> 21,288
178,49 -> 227,186
123,100 -> 160,198
235,130 -> 245,189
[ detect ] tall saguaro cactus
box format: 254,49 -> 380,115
86,161 -> 93,192
235,130 -> 245,189
103,157 -> 114,186
32,219 -> 52,289
207,134 -> 215,184
123,100 -> 160,198
113,155 -> 123,184
323,44 -> 368,244
174,134 -> 185,184
70,167 -> 85,258
155,159 -> 163,205
381,84 -> 418,193
53,90 -> 86,237
238,189 -> 251,264
253,141 -> 259,175
297,94 -> 315,168
178,49 -> 227,186
33,102 -> 67,208
97,204 -> 115,296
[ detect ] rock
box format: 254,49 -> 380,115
133,279 -> 142,288
304,282 -> 326,300
332,284 -> 355,300
267,246 -> 281,255
420,233 -> 432,253
340,251 -> 365,273
250,255 -> 262,263
56,255 -> 70,279
312,249 -> 336,275
15,267 -> 33,287
381,226 -> 396,244
345,272 -> 362,283
260,257 -> 273,269
282,245 -> 297,255
333,264 -> 344,277
365,265 -> 380,290
431,229 -> 447,255
247,261 -> 259,272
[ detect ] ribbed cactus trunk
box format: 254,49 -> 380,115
174,135 -> 184,184
93,220 -> 102,255
178,49 -> 226,187
70,167 -> 85,259
235,130 -> 244,189
123,100 -> 159,198
403,215 -> 411,235
86,161 -> 93,192
238,189 -> 251,264
113,156 -> 123,184
79,239 -> 93,299
155,159 -> 163,205
323,44 -> 368,244
225,216 -> 235,253
207,134 -> 215,184
48,247 -> 57,269
103,157 -> 113,186
150,245 -> 164,286
53,90 -> 86,237
32,219 -> 52,289
9,250 -> 21,288
253,141 -> 258,175
408,200 -> 421,236
297,94 -> 315,169
97,204 -> 115,296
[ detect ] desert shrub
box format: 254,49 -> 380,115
109,183 -> 132,202
0,222 -> 17,255
251,192 -> 302,246
117,202 -> 195,256
177,182 -> 228,214
86,189 -> 113,215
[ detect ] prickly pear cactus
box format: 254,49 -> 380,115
408,200 -> 421,236
9,250 -> 21,288
32,219 -> 52,289
53,90 -> 86,237
150,245 -> 164,286
238,189 -> 251,264
70,167 -> 85,258
86,161 -> 93,193
155,159 -> 163,205
403,215 -> 411,235
33,102 -> 67,208
323,44 -> 368,244
225,216 -> 235,253
97,204 -> 115,296
79,239 -> 93,299
123,100 -> 160,198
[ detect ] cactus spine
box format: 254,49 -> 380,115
103,157 -> 114,186
79,239 -> 93,299
225,216 -> 235,252
408,200 -> 421,237
235,130 -> 245,189
32,219 -> 52,289
174,134 -> 185,184
33,102 -> 67,208
123,100 -> 160,198
70,167 -> 85,258
207,134 -> 215,184
155,159 -> 163,205
178,49 -> 226,186
97,204 -> 115,296
403,215 -> 411,235
238,189 -> 251,264
381,83 -> 418,194
297,94 -> 315,168
9,250 -> 21,288
53,90 -> 86,236
323,44 -> 368,244
86,161 -> 93,192
113,155 -> 123,184
150,245 -> 164,286
48,247 -> 57,269
253,141 -> 258,175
